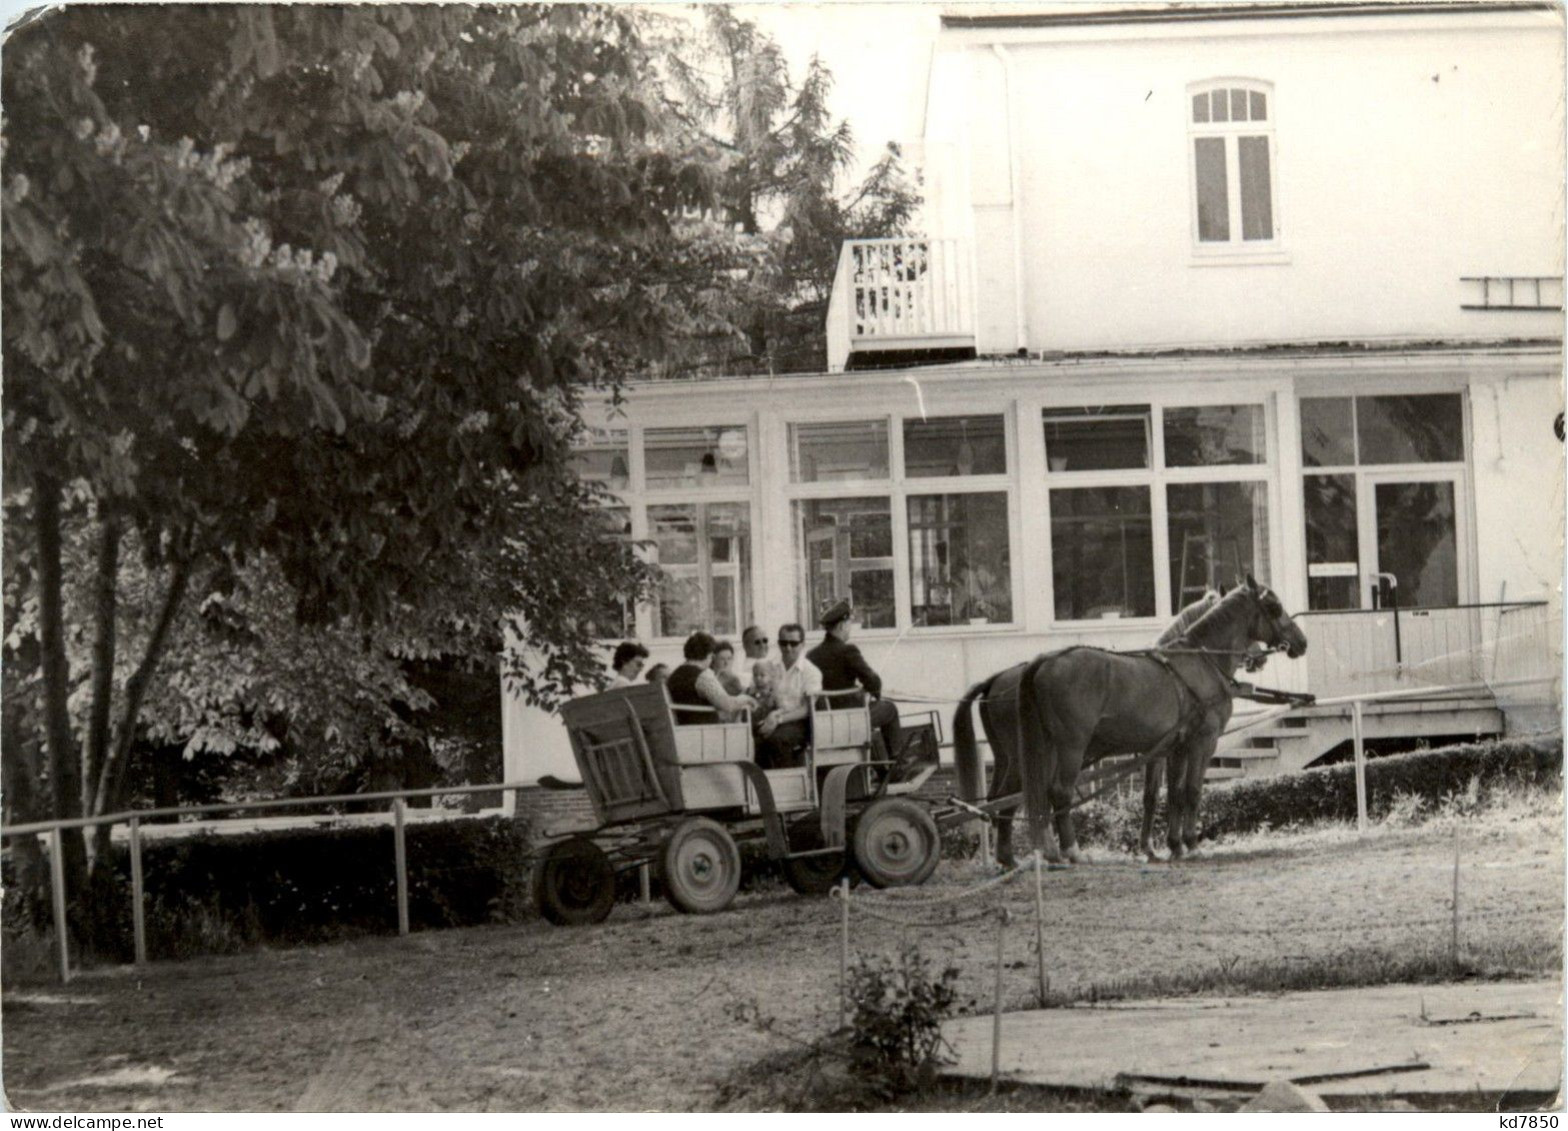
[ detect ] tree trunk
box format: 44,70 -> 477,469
82,513 -> 122,860
33,474 -> 89,917
1,697 -> 51,924
91,556 -> 191,863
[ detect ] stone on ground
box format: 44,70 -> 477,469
1241,1080 -> 1330,1113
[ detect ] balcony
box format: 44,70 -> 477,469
826,238 -> 977,373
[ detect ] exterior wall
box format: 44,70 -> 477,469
927,9 -> 1565,353
501,347 -> 1560,784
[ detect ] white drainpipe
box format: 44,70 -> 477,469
991,43 -> 1029,354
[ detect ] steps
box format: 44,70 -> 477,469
1206,695 -> 1505,783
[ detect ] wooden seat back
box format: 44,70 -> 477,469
560,684 -> 685,824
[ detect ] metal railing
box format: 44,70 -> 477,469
1294,601 -> 1557,700
1,780 -> 538,983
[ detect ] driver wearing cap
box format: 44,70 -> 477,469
807,597 -> 903,764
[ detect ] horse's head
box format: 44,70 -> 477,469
1241,574 -> 1307,659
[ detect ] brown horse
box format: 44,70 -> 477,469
954,577 -> 1307,864
952,590 -> 1220,867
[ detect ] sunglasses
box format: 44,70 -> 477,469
778,639 -> 804,648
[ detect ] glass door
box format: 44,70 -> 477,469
1359,472 -> 1465,610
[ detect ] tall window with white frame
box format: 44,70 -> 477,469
1044,403 -> 1272,623
568,427 -> 635,640
1189,81 -> 1278,250
568,423 -> 756,642
787,413 -> 1015,631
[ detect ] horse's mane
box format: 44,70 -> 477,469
1157,590 -> 1219,646
1177,583 -> 1266,647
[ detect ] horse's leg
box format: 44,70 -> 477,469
1165,744 -> 1191,860
1048,728 -> 1090,865
1180,734 -> 1221,855
977,681 -> 1020,869
1140,754 -> 1165,862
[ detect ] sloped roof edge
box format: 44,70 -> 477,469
940,2 -> 1557,30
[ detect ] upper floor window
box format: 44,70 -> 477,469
1189,81 -> 1277,250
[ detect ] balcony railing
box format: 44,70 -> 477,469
826,237 -> 975,372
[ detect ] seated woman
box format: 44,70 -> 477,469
711,641 -> 747,720
666,632 -> 756,725
606,640 -> 649,689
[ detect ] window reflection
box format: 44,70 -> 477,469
907,493 -> 1012,626
1050,487 -> 1155,619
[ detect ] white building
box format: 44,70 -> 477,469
505,1 -> 1564,787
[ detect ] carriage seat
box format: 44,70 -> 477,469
809,688 -> 873,767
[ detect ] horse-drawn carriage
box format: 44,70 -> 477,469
530,683 -> 945,924
532,577 -> 1312,925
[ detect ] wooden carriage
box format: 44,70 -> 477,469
530,682 -> 943,925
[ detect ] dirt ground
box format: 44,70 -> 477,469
3,806 -> 1561,1112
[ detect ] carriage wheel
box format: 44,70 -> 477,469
660,817 -> 742,915
852,798 -> 940,889
531,837 -> 616,926
781,826 -> 853,897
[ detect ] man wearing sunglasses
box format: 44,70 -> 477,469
756,623 -> 820,768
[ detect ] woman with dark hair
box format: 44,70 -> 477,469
607,640 -> 650,689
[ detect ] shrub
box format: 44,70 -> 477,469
846,944 -> 962,1094
1198,737 -> 1560,840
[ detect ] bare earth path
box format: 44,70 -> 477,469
3,808 -> 1560,1112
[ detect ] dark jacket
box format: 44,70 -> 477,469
666,662 -> 707,725
807,636 -> 882,707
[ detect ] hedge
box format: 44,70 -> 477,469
1073,736 -> 1562,851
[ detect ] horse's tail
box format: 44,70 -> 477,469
1014,653 -> 1056,848
953,675 -> 996,803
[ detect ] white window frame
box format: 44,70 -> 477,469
782,407 -> 1022,636
1186,78 -> 1286,265
571,419 -> 760,645
1043,398 -> 1276,627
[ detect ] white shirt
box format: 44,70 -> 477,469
773,657 -> 823,716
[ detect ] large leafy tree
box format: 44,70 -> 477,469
2,4 -> 711,921
658,5 -> 921,375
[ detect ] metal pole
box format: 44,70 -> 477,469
1451,826 -> 1461,964
990,908 -> 1007,1092
1351,701 -> 1368,834
1033,852 -> 1048,1006
638,863 -> 651,904
393,799 -> 409,937
129,817 -> 147,967
980,819 -> 994,869
48,827 -> 70,984
838,878 -> 851,1031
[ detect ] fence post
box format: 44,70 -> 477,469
990,907 -> 1008,1092
1351,701 -> 1368,833
392,799 -> 409,937
838,878 -> 851,1031
980,819 -> 994,869
48,827 -> 70,984
1451,826 -> 1461,964
1033,851 -> 1048,1006
638,863 -> 651,904
129,817 -> 147,967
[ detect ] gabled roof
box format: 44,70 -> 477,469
940,1 -> 1556,29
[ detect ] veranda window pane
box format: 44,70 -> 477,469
1043,407 -> 1150,471
1192,93 -> 1210,123
1238,136 -> 1273,240
1356,394 -> 1464,464
907,492 -> 1013,626
1304,474 -> 1360,610
793,498 -> 895,628
1300,397 -> 1355,467
1164,404 -> 1267,466
1194,137 -> 1230,242
1049,486 -> 1155,620
588,506 -> 635,639
648,503 -> 752,637
1167,482 -> 1271,607
790,420 -> 890,482
1230,88 -> 1248,121
644,426 -> 749,489
903,414 -> 1007,477
1249,90 -> 1267,121
569,428 -> 629,492
1210,89 -> 1229,122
